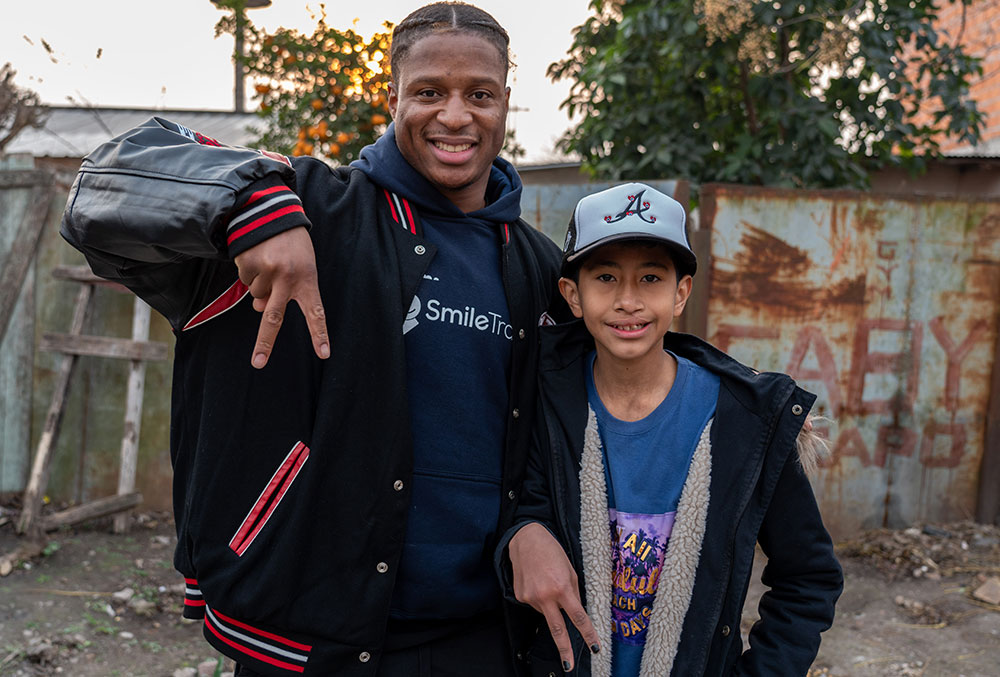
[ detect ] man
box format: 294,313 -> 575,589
61,3 -> 597,675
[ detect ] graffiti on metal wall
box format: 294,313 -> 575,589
703,187 -> 1000,531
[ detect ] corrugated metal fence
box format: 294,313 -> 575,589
697,184 -> 1000,539
3,166 -> 998,535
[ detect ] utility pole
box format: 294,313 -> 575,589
211,0 -> 272,113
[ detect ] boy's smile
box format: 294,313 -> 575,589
560,242 -> 692,368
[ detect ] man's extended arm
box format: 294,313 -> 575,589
61,117 -> 327,366
496,409 -> 601,670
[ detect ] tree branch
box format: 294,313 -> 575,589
739,62 -> 759,135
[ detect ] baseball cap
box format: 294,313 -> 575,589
562,182 -> 696,277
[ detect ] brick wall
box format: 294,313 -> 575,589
916,0 -> 1000,152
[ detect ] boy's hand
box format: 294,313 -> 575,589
509,522 -> 601,672
234,227 -> 330,368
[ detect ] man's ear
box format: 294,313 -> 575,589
673,275 -> 693,318
388,82 -> 399,119
558,277 -> 584,319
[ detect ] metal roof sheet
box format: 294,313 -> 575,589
5,106 -> 262,158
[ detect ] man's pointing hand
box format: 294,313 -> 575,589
234,226 -> 330,368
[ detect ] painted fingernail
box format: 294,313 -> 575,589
253,353 -> 266,369
563,660 -> 571,672
590,643 -> 600,654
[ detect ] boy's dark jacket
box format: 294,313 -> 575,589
499,320 -> 843,676
60,118 -> 562,676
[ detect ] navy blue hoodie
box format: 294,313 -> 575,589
353,126 -> 522,621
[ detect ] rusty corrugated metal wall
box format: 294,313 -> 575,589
699,184 -> 1000,539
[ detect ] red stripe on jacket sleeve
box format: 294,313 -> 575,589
225,179 -> 311,258
227,204 -> 305,246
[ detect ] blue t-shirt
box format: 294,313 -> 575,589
585,351 -> 720,677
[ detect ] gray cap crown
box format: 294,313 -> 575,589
562,182 -> 696,276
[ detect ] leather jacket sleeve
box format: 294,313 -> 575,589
60,116 -> 311,330
495,398 -> 565,603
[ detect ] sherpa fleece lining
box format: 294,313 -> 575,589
579,407 -> 714,677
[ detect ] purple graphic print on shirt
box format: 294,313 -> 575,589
609,508 -> 676,645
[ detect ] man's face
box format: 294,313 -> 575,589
388,31 -> 510,213
559,242 -> 692,366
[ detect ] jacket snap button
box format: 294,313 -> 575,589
721,624 -> 731,636
791,404 -> 803,415
518,328 -> 525,339
376,562 -> 388,573
359,651 -> 371,662
414,245 -> 426,255
393,480 -> 404,491
512,408 -> 520,419
508,490 -> 516,500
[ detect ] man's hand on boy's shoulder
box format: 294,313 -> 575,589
509,522 -> 601,671
234,226 -> 330,369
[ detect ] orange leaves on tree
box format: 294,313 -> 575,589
238,7 -> 394,165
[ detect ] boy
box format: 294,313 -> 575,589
500,183 -> 842,676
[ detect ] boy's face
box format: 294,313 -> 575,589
559,242 -> 692,365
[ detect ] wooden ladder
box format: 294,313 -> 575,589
16,266 -> 168,540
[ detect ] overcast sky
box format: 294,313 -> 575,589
3,0 -> 593,163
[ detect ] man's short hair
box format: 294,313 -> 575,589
390,2 -> 512,81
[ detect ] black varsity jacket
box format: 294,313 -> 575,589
60,117 -> 562,676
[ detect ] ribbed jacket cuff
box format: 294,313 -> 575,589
225,177 -> 310,258
182,577 -> 206,619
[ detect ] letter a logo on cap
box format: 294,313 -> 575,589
605,190 -> 656,224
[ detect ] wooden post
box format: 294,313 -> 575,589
978,307 -> 1000,525
47,492 -> 143,532
113,298 -> 151,533
683,187 -> 716,340
17,285 -> 94,538
0,181 -> 51,347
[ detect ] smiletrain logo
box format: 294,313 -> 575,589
403,296 -> 421,334
402,295 -> 512,340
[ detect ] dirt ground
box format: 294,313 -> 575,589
0,509 -> 998,677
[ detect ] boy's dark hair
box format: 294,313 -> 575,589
390,2 -> 512,81
562,241 -> 688,284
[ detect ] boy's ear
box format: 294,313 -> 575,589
558,277 -> 584,319
673,275 -> 693,318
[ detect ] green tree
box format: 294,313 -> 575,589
550,0 -> 984,188
217,2 -> 392,163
